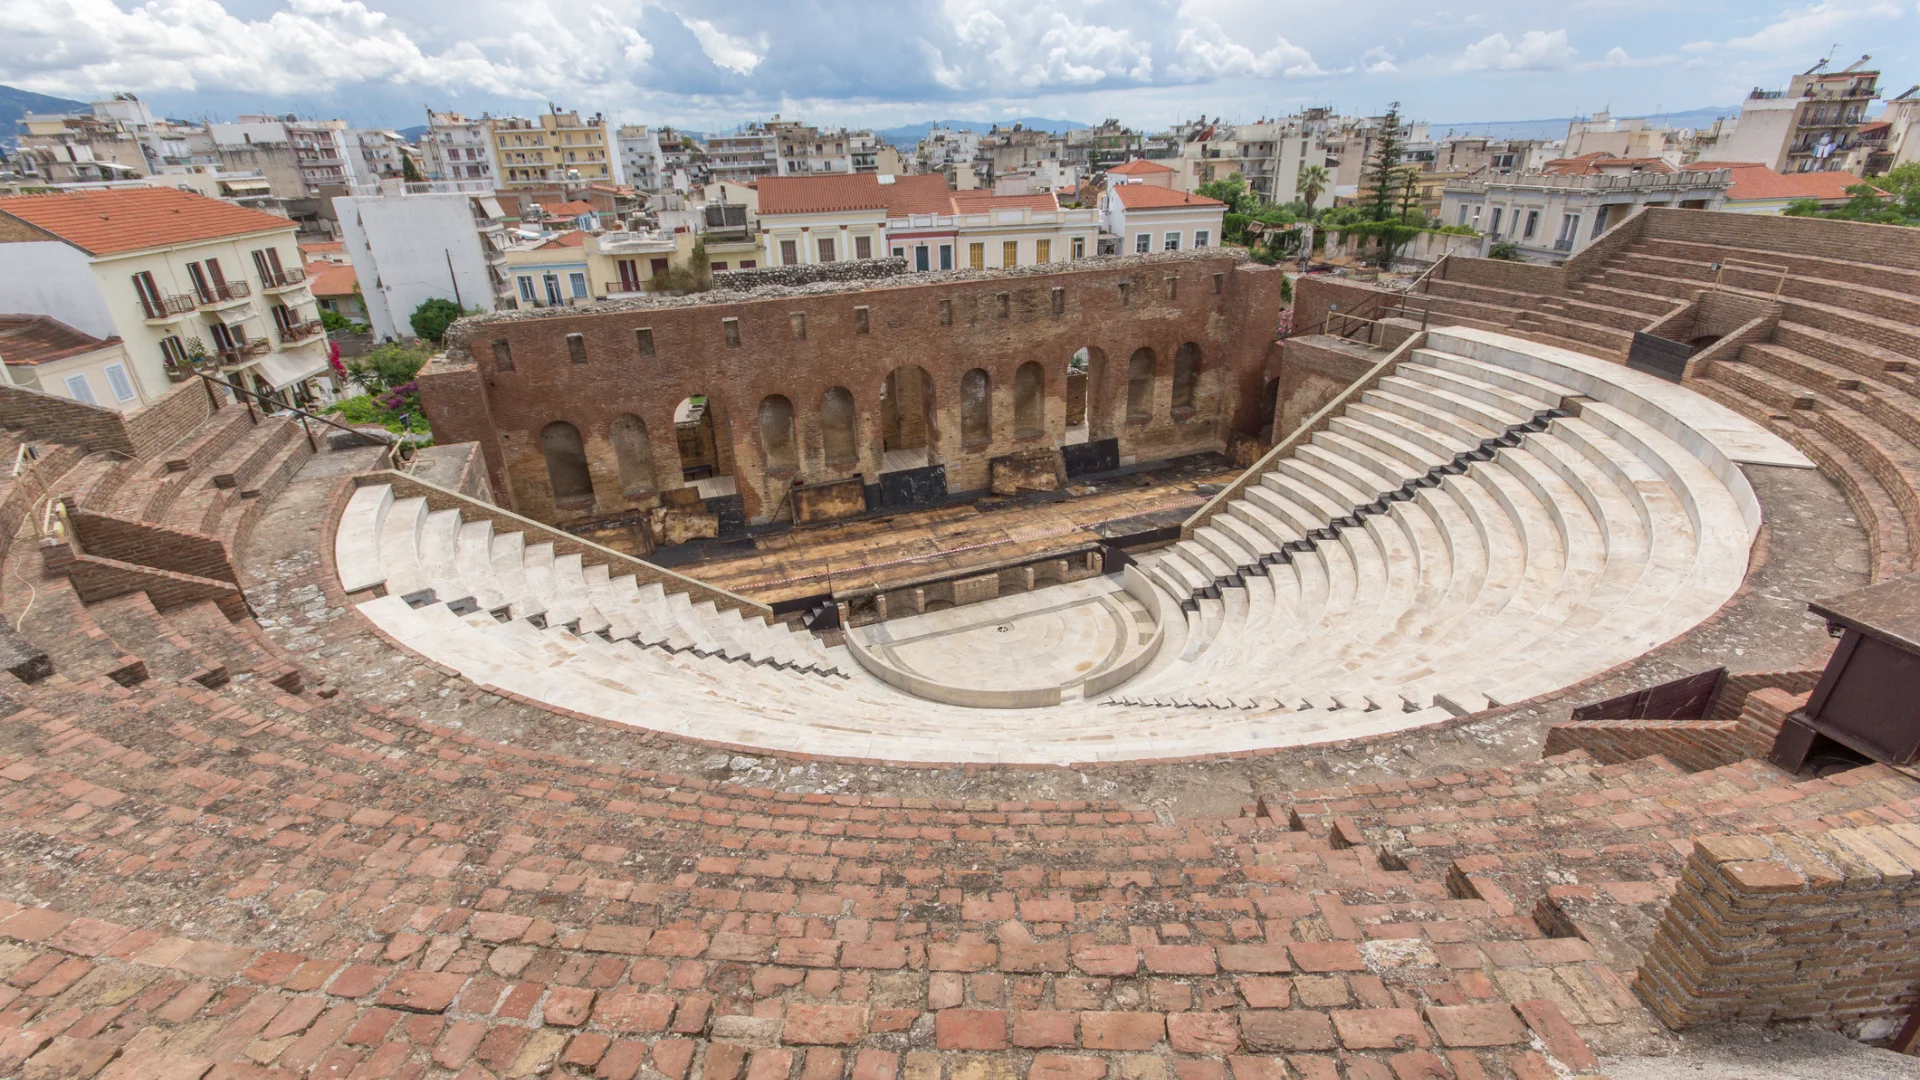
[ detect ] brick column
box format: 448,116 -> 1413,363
1635,826 -> 1920,1031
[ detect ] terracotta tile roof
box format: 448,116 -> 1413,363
537,230 -> 589,249
881,174 -> 963,217
949,191 -> 1061,214
303,261 -> 358,299
543,201 -> 597,217
0,186 -> 293,256
1682,162 -> 1866,202
1108,159 -> 1175,176
1110,185 -> 1226,210
757,175 -> 892,215
299,240 -> 344,255
0,314 -> 119,367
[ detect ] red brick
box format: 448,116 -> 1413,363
1227,1057 -> 1290,1080
1217,944 -> 1290,973
1175,1061 -> 1228,1080
785,1004 -> 868,1045
1168,1011 -> 1240,1055
1236,977 -> 1291,1009
1143,945 -> 1217,975
935,1009 -> 1007,1050
592,987 -> 677,1033
653,1038 -> 697,1080
1012,1010 -> 1078,1048
325,963 -> 386,998
802,1048 -> 845,1080
1029,1055 -> 1109,1080
1513,999 -> 1597,1071
1423,1004 -> 1526,1047
852,1049 -> 899,1080
1071,945 -> 1138,976
563,1033 -> 612,1068
1331,1008 -> 1428,1050
746,1048 -> 795,1080
581,924 -> 652,955
839,942 -> 907,969
376,971 -> 465,1013
1240,1010 -> 1336,1052
1079,1011 -> 1164,1050
1287,942 -> 1364,972
927,943 -> 995,971
544,986 -> 596,1026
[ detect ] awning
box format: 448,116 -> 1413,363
478,197 -> 507,220
245,346 -> 331,391
222,177 -> 272,192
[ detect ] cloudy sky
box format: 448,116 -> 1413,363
1,0 -> 1912,131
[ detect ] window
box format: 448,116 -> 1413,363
64,374 -> 96,405
1003,240 -> 1018,267
1164,232 -> 1180,251
892,247 -> 905,259
132,271 -> 162,317
790,313 -> 807,341
1457,205 -> 1470,226
1558,213 -> 1582,247
940,245 -> 953,270
544,274 -> 563,306
1135,233 -> 1151,254
617,259 -> 641,292
518,277 -> 537,303
187,262 -> 213,304
99,362 -> 136,403
818,237 -> 836,262
569,272 -> 588,298
1523,210 -> 1539,240
855,235 -> 872,260
1035,239 -> 1051,263
493,340 -> 514,372
1071,237 -> 1085,260
1489,207 -> 1503,236
780,240 -> 799,266
969,243 -> 985,270
159,336 -> 187,370
1193,230 -> 1210,249
650,258 -> 670,276
723,317 -> 741,347
739,260 -> 757,269
854,306 -> 869,334
567,333 -> 587,363
915,246 -> 930,272
634,328 -> 654,357
1471,205 -> 1482,227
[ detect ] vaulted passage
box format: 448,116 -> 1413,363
675,394 -> 735,497
1172,342 -> 1201,415
540,421 -> 593,507
880,365 -> 935,472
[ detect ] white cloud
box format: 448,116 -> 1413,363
1574,45 -> 1671,70
681,16 -> 761,75
1361,46 -> 1398,74
1452,28 -> 1575,71
2,0 -> 655,98
1173,20 -> 1326,78
1726,1 -> 1901,53
938,3 -> 1153,88
1681,39 -> 1716,52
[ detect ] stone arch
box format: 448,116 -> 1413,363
881,365 -> 935,459
1171,342 -> 1201,414
1014,361 -> 1045,438
821,386 -> 858,463
673,394 -> 734,489
539,421 -> 594,507
960,368 -> 991,446
608,413 -> 656,495
1126,347 -> 1156,421
758,394 -> 798,472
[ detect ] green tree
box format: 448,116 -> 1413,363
409,297 -> 466,343
401,151 -> 424,184
1196,172 -> 1258,215
1296,164 -> 1330,209
1361,104 -> 1408,224
1487,241 -> 1522,261
345,343 -> 429,394
646,238 -> 715,294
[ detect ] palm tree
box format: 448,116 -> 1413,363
1296,164 -> 1331,209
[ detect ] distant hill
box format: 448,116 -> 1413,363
1,85 -> 88,146
397,124 -> 429,143
877,118 -> 1088,149
1429,105 -> 1739,142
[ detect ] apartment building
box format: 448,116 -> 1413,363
490,107 -> 614,189
333,182 -> 512,340
757,173 -> 1098,272
615,125 -> 665,192
706,124 -> 780,185
0,314 -> 144,413
657,128 -> 709,191
14,110 -> 151,183
1698,57 -> 1881,174
774,122 -> 853,175
1440,159 -> 1729,260
1102,185 -> 1226,255
348,129 -> 411,186
0,187 -> 334,406
420,110 -> 498,184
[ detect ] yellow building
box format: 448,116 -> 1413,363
489,107 -> 614,189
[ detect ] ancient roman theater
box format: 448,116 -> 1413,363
2,206 -> 1919,1077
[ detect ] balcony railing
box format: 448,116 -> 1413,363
196,280 -> 250,306
260,267 -> 307,290
215,339 -> 271,365
1553,238 -> 1576,252
139,293 -> 196,320
277,319 -> 324,343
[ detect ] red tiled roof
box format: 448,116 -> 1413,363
0,314 -> 120,367
299,240 -> 344,254
949,191 -> 1061,214
1109,185 -> 1226,210
881,175 -> 961,216
538,230 -> 589,249
0,187 -> 293,256
1681,162 -> 1867,202
1108,159 -> 1175,175
303,261 -> 359,299
757,173 -> 956,217
543,201 -> 597,217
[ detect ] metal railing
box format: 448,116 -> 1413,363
196,281 -> 250,305
1712,257 -> 1790,299
277,319 -> 324,343
139,294 -> 196,319
261,267 -> 307,289
191,367 -> 414,470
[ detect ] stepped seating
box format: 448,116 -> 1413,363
333,328 -> 1799,767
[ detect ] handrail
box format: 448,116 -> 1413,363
1181,330 -> 1429,540
191,368 -> 413,471
1405,250 -> 1452,294
1712,257 -> 1790,300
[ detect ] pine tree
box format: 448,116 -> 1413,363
1362,103 -> 1407,223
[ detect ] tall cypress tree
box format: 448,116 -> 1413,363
1362,103 -> 1406,223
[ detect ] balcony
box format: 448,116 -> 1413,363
139,293 -> 197,322
278,319 -> 324,344
1553,238 -> 1576,252
216,339 -> 271,365
260,267 -> 307,293
196,280 -> 251,309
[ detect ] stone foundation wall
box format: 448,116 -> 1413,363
1637,825 -> 1920,1031
1271,336 -> 1379,441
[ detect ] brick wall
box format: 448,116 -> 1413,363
0,384 -> 137,456
1706,667 -> 1825,722
1562,205 -> 1651,282
1271,336 -> 1379,442
427,254 -> 1270,527
1541,719 -> 1751,773
125,380 -> 217,459
1732,687 -> 1811,756
1641,206 -> 1920,272
1439,257 -> 1568,297
65,552 -> 247,620
1636,825 -> 1920,1031
65,505 -> 237,584
0,443 -> 83,562
1289,278 -> 1386,343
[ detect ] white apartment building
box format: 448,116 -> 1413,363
333,181 -> 512,340
708,125 -> 782,185
0,187 -> 334,405
420,110 -> 498,184
208,116 -> 355,197
615,125 -> 664,192
1440,165 -> 1729,261
348,129 -> 410,186
1102,184 -> 1227,255
1697,59 -> 1881,175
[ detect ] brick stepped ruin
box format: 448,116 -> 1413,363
0,209 -> 1916,1078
